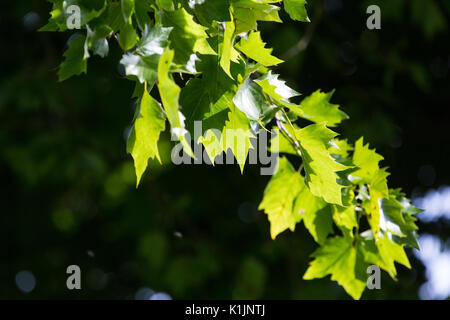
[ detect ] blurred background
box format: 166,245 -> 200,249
1,0 -> 449,299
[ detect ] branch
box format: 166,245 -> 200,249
275,111 -> 302,157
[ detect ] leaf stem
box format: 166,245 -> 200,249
275,111 -> 302,157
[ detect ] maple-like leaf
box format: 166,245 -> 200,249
258,157 -> 303,239
43,0 -> 422,300
352,137 -> 384,183
235,31 -> 283,67
304,236 -> 367,300
58,35 -> 88,81
127,88 -> 166,186
254,71 -> 300,102
161,7 -> 215,64
297,124 -> 350,205
222,105 -> 255,172
294,90 -> 349,127
232,0 -> 282,34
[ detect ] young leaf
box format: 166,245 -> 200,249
293,177 -> 334,244
254,71 -> 300,102
294,90 -> 349,127
161,7 -> 215,64
232,0 -> 282,34
379,194 -> 420,249
127,89 -> 166,186
219,20 -> 236,79
297,124 -> 350,205
304,236 -> 367,300
222,104 -> 255,172
352,139 -> 390,237
332,192 -> 358,234
352,137 -> 384,183
235,31 -> 283,67
361,232 -> 411,279
157,48 -> 194,158
258,157 -> 303,239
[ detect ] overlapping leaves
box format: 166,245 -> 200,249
42,0 -> 420,300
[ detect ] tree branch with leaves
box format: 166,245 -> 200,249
41,0 -> 421,299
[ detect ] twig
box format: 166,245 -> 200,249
275,111 -> 302,157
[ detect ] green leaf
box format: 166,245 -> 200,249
161,7 -> 215,64
379,193 -> 420,250
292,90 -> 349,127
127,88 -> 166,186
219,20 -> 236,79
254,71 -> 300,102
179,54 -> 242,162
86,24 -> 112,58
118,22 -> 138,51
136,24 -> 173,57
180,55 -> 236,129
58,35 -> 88,81
222,104 -> 255,172
232,0 -> 282,34
120,24 -> 172,84
294,179 -> 333,244
157,48 -> 194,158
352,137 -> 384,183
106,2 -> 126,31
159,0 -> 175,11
352,138 -> 389,238
233,77 -> 270,120
363,168 -> 390,238
121,54 -> 160,85
259,156 -> 333,242
185,0 -> 232,25
135,0 -> 153,30
329,139 -> 353,158
258,157 -> 303,239
360,231 -> 411,279
297,124 -> 349,205
270,127 -> 297,156
332,190 -> 358,233
235,31 -> 283,67
304,236 -> 367,300
121,0 -> 135,23
283,0 -> 310,22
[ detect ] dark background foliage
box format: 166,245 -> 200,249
1,0 -> 449,299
